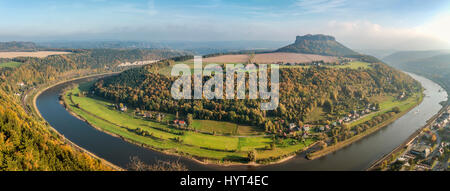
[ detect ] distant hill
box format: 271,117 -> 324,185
0,41 -> 38,52
37,40 -> 288,55
276,34 -> 360,57
356,49 -> 398,59
383,50 -> 450,104
383,50 -> 450,67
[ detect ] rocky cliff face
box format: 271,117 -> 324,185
295,34 -> 336,43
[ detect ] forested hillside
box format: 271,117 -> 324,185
0,42 -> 38,52
93,61 -> 420,132
0,49 -> 185,93
0,89 -> 110,170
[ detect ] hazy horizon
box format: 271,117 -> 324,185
1,0 -> 450,50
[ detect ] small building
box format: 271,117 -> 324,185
17,82 -> 25,87
410,145 -> 431,158
318,126 -> 325,132
288,123 -> 297,131
303,125 -> 310,132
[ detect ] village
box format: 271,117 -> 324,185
117,60 -> 160,67
278,103 -> 381,139
384,107 -> 450,171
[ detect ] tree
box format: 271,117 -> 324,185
187,114 -> 193,128
248,150 -> 256,162
392,107 -> 401,113
431,134 -> 437,142
127,156 -> 147,171
156,114 -> 162,122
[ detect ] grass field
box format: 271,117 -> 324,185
0,61 -> 23,68
64,81 -> 315,164
191,120 -> 264,136
332,61 -> 371,69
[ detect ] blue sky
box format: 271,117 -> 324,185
0,0 -> 449,49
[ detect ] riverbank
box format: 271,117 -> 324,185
29,72 -> 123,171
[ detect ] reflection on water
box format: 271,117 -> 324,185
36,73 -> 447,171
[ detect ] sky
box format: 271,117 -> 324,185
0,0 -> 449,50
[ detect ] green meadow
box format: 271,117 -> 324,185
0,61 -> 23,69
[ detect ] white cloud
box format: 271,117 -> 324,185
323,19 -> 450,50
415,12 -> 450,45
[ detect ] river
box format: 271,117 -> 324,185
36,72 -> 447,170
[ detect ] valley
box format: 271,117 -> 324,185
56,35 -> 424,165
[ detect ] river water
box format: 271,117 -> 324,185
36,73 -> 447,170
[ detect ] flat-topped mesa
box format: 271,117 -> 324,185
276,34 -> 359,57
295,34 -> 336,43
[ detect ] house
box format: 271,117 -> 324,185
410,145 -> 431,158
288,123 -> 297,131
143,112 -> 152,118
303,125 -> 310,132
318,126 -> 325,132
178,120 -> 186,126
344,117 -> 351,122
173,119 -> 187,127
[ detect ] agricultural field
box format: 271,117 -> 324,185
0,51 -> 71,58
202,52 -> 337,64
0,61 -> 23,68
191,120 -> 264,136
64,81 -> 315,163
